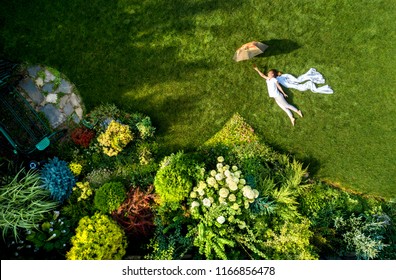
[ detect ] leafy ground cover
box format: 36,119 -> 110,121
1,0 -> 395,198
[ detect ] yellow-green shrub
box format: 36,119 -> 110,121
97,120 -> 133,156
66,213 -> 127,260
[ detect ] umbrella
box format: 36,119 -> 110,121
233,41 -> 268,62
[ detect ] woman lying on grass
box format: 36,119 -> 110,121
253,65 -> 303,126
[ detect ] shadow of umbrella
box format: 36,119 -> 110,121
258,39 -> 301,57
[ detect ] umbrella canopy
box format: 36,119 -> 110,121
233,41 -> 268,62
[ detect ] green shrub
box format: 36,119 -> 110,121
260,218 -> 318,260
136,116 -> 155,140
334,214 -> 388,259
66,213 -> 127,260
0,169 -> 59,240
154,152 -> 204,209
94,182 -> 126,214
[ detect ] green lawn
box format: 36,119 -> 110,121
1,0 -> 395,199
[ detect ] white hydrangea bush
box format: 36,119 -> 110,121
188,156 -> 259,228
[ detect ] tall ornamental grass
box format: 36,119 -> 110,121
0,169 -> 59,241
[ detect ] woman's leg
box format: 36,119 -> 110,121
275,95 -> 302,115
274,96 -> 296,125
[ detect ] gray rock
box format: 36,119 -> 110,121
45,93 -> 58,103
70,93 -> 80,107
63,102 -> 74,116
40,104 -> 65,128
44,70 -> 56,82
59,95 -> 69,108
72,113 -> 81,124
75,107 -> 83,119
57,79 -> 72,94
27,65 -> 41,78
42,83 -> 54,93
18,78 -> 44,105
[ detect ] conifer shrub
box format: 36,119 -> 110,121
40,157 -> 76,203
66,213 -> 127,260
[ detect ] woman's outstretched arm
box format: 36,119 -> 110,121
253,65 -> 269,80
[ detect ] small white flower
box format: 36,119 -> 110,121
215,173 -> 224,181
224,170 -> 231,178
217,156 -> 224,163
191,201 -> 200,208
228,182 -> 238,191
228,194 -> 236,202
239,179 -> 246,185
219,188 -> 229,198
190,191 -> 197,198
216,163 -> 223,171
197,189 -> 205,196
202,198 -> 211,207
232,166 -> 238,171
49,228 -> 54,232
217,216 -> 226,224
210,170 -> 217,177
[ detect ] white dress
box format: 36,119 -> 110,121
266,78 -> 299,119
276,68 -> 334,94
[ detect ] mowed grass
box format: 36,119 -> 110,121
1,0 -> 395,199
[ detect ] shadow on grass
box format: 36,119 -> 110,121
0,0 -> 239,109
259,39 -> 301,57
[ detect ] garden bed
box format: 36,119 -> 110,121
1,105 -> 395,260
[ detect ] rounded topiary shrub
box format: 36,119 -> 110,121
66,213 -> 127,260
94,181 -> 126,213
154,151 -> 204,209
41,157 -> 76,202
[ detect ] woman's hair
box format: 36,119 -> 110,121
268,69 -> 283,77
268,69 -> 278,77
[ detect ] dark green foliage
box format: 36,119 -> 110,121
40,157 -> 76,203
154,151 -> 204,209
94,181 -> 126,214
145,215 -> 193,260
26,211 -> 73,255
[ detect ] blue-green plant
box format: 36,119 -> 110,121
40,157 -> 76,202
334,213 -> 388,259
0,169 -> 59,241
66,213 -> 127,260
94,181 -> 126,214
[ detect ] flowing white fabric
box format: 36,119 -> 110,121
276,68 -> 334,94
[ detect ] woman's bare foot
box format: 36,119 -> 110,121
297,110 -> 303,118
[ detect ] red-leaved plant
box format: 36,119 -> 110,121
112,186 -> 156,237
71,127 -> 95,148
